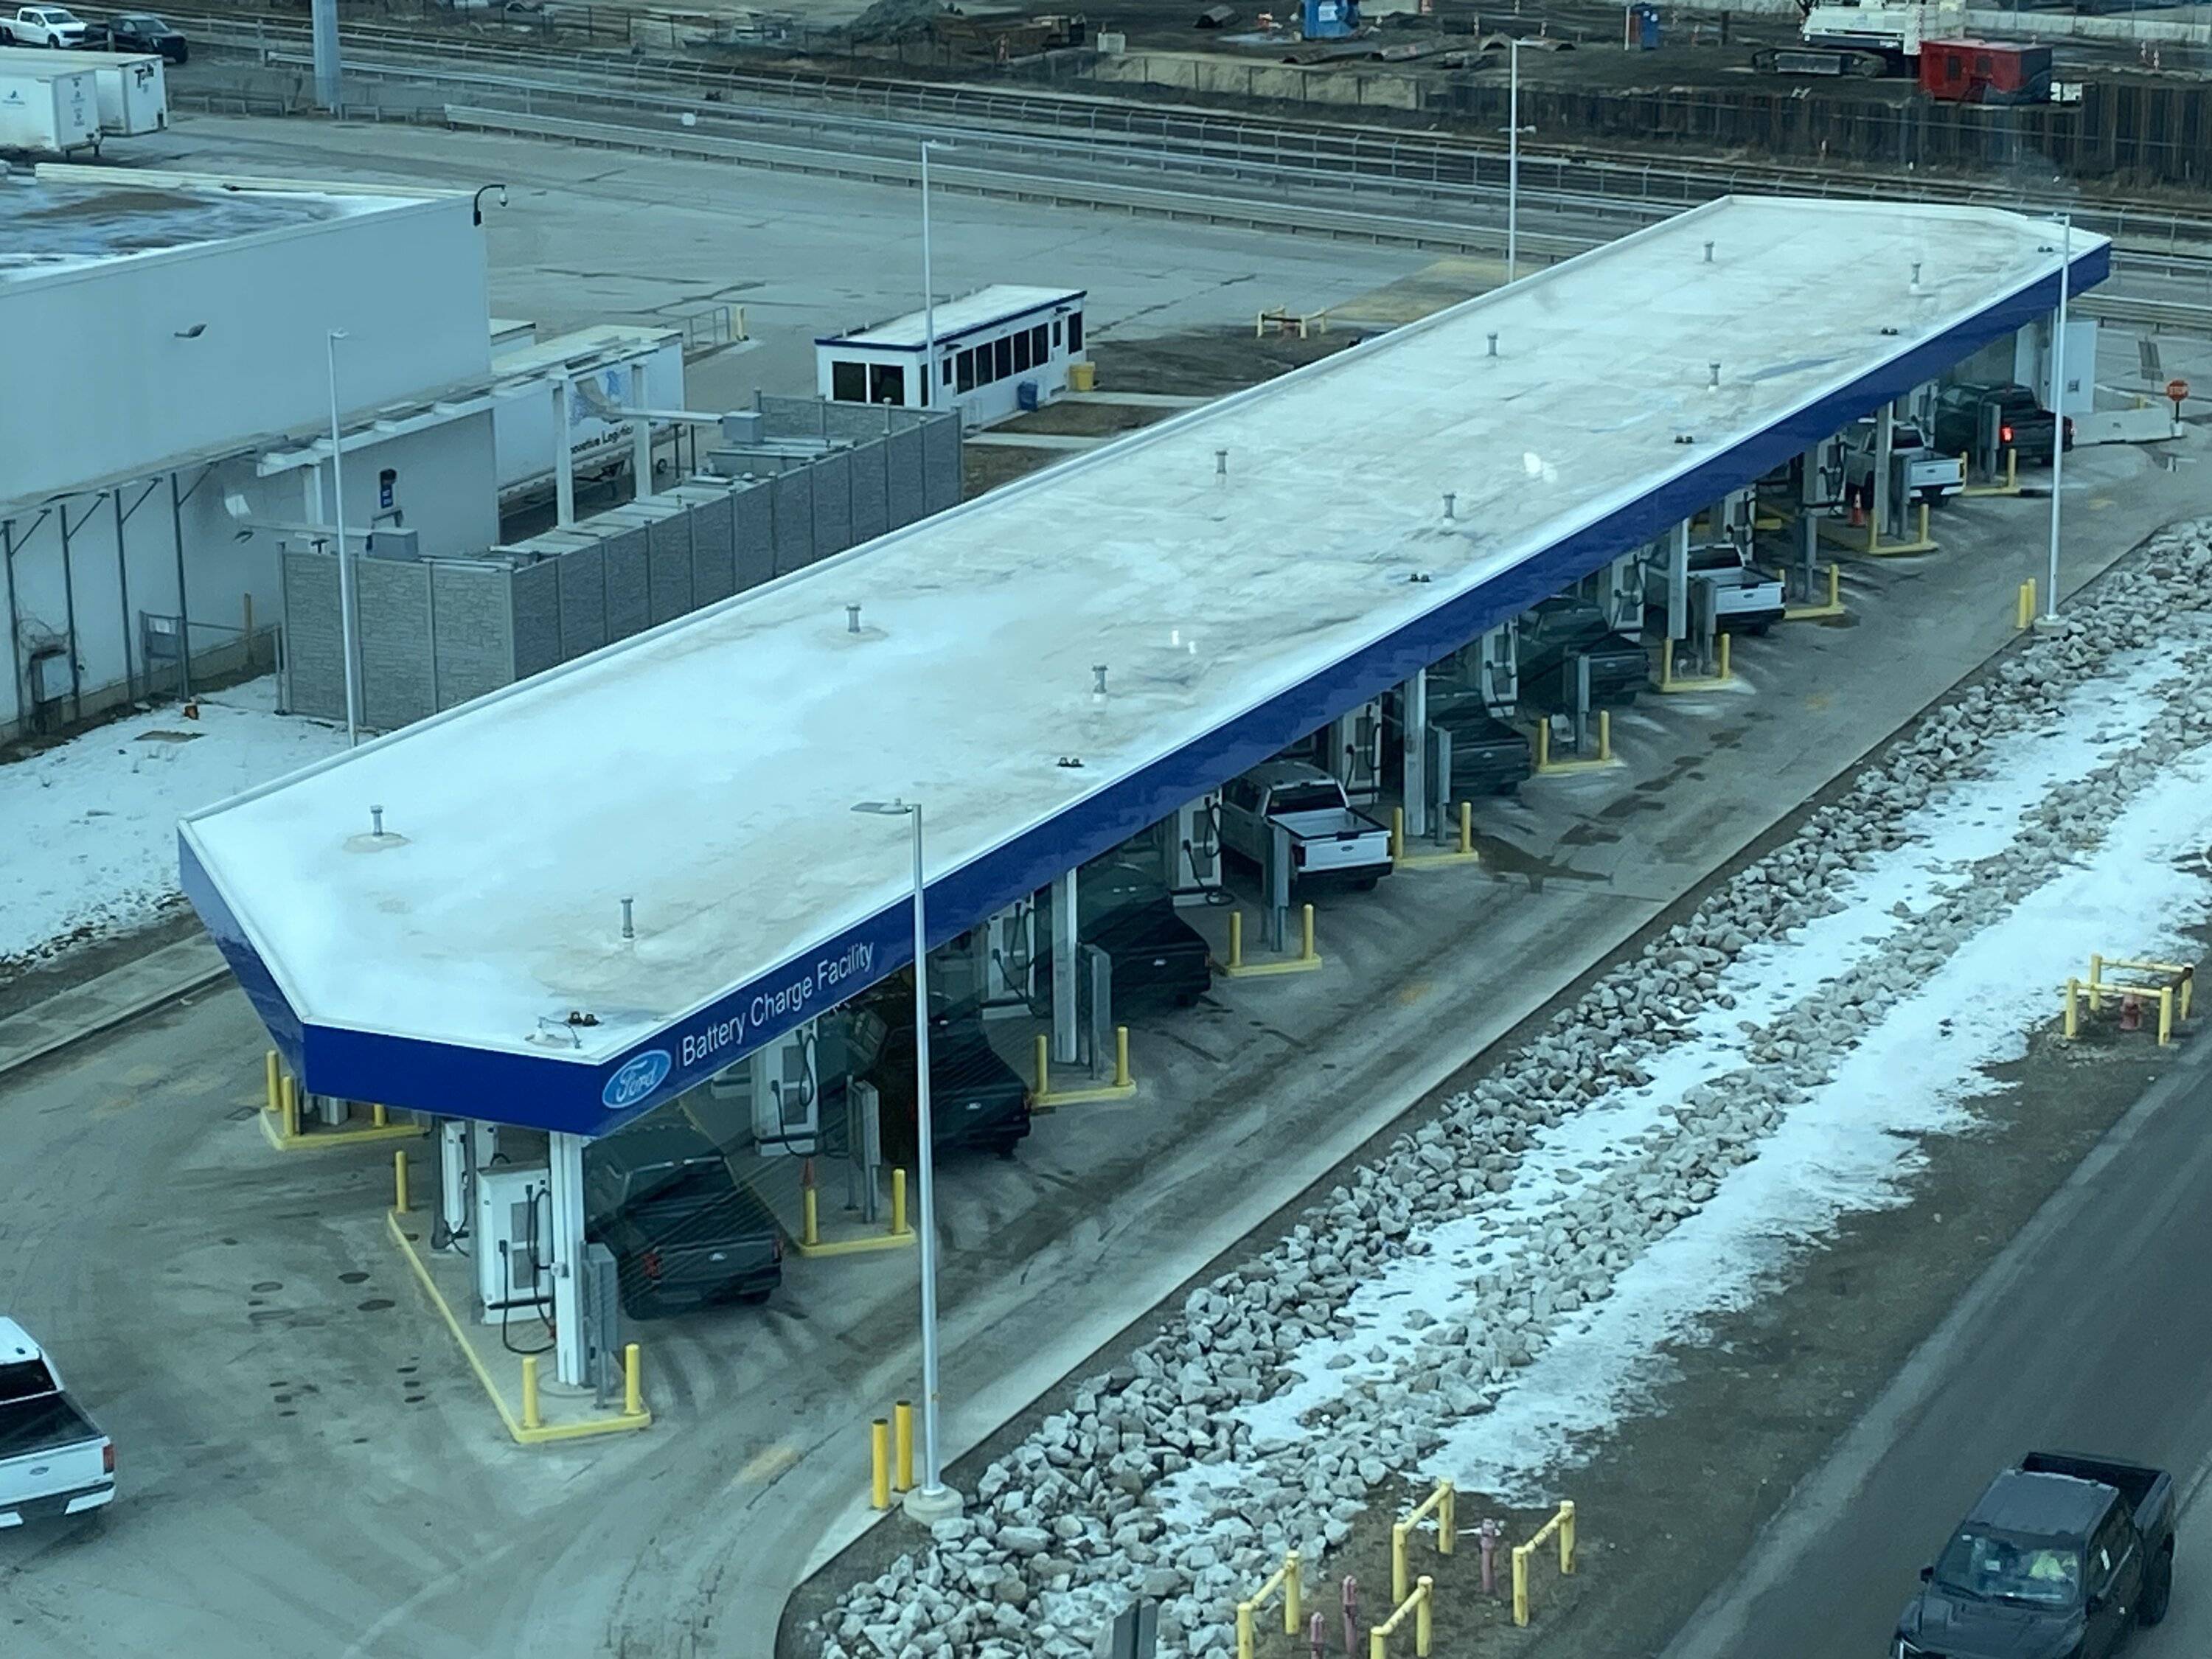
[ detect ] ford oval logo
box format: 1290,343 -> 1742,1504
602,1049 -> 672,1110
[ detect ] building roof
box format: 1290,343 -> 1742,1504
0,167 -> 435,284
821,284 -> 1084,351
180,198 -> 2109,1135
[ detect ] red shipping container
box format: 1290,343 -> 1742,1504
1919,38 -> 2053,105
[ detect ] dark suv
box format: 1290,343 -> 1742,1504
1932,381 -> 2072,467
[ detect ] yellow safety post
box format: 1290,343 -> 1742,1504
2160,987 -> 2175,1046
623,1343 -> 643,1416
1284,1551 -> 1302,1630
1227,909 -> 1245,972
1237,1550 -> 1304,1658
1560,1499 -> 1577,1573
1917,501 -> 1931,546
2005,447 -> 2019,491
1394,1480 -> 1456,1601
1416,1576 -> 1433,1654
280,1073 -> 299,1140
802,1184 -> 821,1249
1827,565 -> 1842,609
392,1149 -> 410,1214
1389,805 -> 1405,863
1534,719 -> 1551,768
2017,579 -> 2037,631
1299,903 -> 1318,963
1597,709 -> 1613,762
521,1356 -> 542,1432
263,1050 -> 280,1114
2064,977 -> 2080,1039
1368,1574 -> 1433,1658
894,1399 -> 915,1493
1113,1026 -> 1132,1090
1659,637 -> 1674,689
890,1168 -> 908,1237
2090,952 -> 2105,1012
372,1102 -> 388,1129
1512,1501 -> 1578,1627
1034,1033 -> 1050,1102
1457,800 -> 1472,856
1717,631 -> 1732,681
870,1418 -> 891,1509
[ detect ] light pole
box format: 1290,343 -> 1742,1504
2043,213 -> 2072,625
1507,38 -> 1522,284
919,140 -> 940,411
852,797 -> 961,1520
325,327 -> 361,746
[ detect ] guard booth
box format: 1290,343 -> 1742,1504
817,285 -> 1087,427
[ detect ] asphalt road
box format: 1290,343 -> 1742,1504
1661,1039 -> 2212,1659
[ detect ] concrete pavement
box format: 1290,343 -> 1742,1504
1660,1040 -> 2212,1659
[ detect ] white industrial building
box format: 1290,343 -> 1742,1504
817,285 -> 1086,425
0,165 -> 680,742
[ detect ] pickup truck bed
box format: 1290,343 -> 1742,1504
0,1394 -> 99,1462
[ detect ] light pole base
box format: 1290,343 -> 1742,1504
901,1483 -> 964,1523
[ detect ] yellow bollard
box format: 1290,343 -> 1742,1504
1660,637 -> 1675,689
521,1355 -> 542,1431
2017,580 -> 2035,631
1560,1499 -> 1577,1573
1439,1483 -> 1455,1554
1596,709 -> 1613,763
372,1102 -> 388,1128
1416,1576 -> 1433,1656
1513,1542 -> 1531,1626
1227,909 -> 1245,972
263,1050 -> 280,1114
1534,718 -> 1551,768
1369,1630 -> 1386,1659
1389,805 -> 1405,863
2090,953 -> 2104,1012
280,1073 -> 299,1140
1392,1519 -> 1411,1604
1826,564 -> 1841,609
392,1149 -> 410,1214
1113,1025 -> 1131,1089
2160,987 -> 2175,1047
1917,501 -> 1931,546
1299,902 -> 1317,963
623,1342 -> 642,1416
1034,1033 -> 1050,1101
890,1168 -> 908,1237
1717,631 -> 1732,681
870,1418 -> 891,1509
1284,1550 -> 1302,1631
1236,1603 -> 1256,1659
2064,978 -> 2080,1040
2005,447 -> 2018,491
802,1185 -> 820,1248
1457,800 -> 1472,855
2182,970 -> 2195,1023
894,1399 -> 914,1492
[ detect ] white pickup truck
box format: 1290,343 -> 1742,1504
1843,418 -> 1964,508
1220,760 -> 1393,891
0,1320 -> 114,1529
0,4 -> 91,45
1647,543 -> 1786,634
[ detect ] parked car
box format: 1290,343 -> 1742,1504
1517,597 -> 1646,712
1032,858 -> 1213,1014
1219,760 -> 1393,893
1644,543 -> 1785,634
1894,1451 -> 2174,1658
0,4 -> 88,44
1382,681 -> 1533,798
1932,380 -> 2071,467
1843,417 -> 1964,508
845,985 -> 1032,1164
583,1122 -> 781,1318
0,1319 -> 114,1529
84,12 -> 185,60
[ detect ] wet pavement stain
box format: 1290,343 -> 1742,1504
357,1298 -> 394,1312
250,1281 -> 282,1293
1466,833 -> 1610,891
338,1271 -> 370,1285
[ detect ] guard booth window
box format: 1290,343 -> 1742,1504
831,361 -> 866,403
1013,330 -> 1033,373
869,363 -> 906,405
957,349 -> 976,393
995,337 -> 1013,380
1052,318 -> 1064,347
1068,311 -> 1084,352
1030,324 -> 1049,361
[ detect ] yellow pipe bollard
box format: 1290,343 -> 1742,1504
1717,631 -> 1732,681
280,1073 -> 299,1140
263,1050 -> 280,1114
392,1149 -> 410,1214
2017,580 -> 2035,631
894,1399 -> 914,1493
1596,709 -> 1613,762
1513,1542 -> 1531,1626
372,1102 -> 388,1128
521,1355 -> 542,1431
1560,1499 -> 1577,1573
2064,977 -> 2080,1039
1917,501 -> 1931,546
870,1418 -> 891,1509
1113,1025 -> 1131,1089
1457,800 -> 1472,855
2183,970 -> 2195,1023
2090,952 -> 2105,1012
890,1168 -> 908,1237
1227,909 -> 1245,971
623,1343 -> 642,1416
802,1184 -> 820,1248
1826,564 -> 1841,609
1284,1551 -> 1302,1631
1534,718 -> 1551,768
2005,447 -> 2018,491
1660,636 -> 1674,689
1416,1575 -> 1433,1655
1298,903 -> 1317,963
1389,804 -> 1405,863
1034,1033 -> 1050,1101
2160,987 -> 2175,1047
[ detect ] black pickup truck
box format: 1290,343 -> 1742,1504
583,1123 -> 782,1320
1517,597 -> 1646,713
1032,858 -> 1213,1015
1895,1452 -> 2175,1658
844,987 -> 1033,1166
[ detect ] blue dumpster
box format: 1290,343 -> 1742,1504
1017,380 -> 1041,411
1630,3 -> 1661,49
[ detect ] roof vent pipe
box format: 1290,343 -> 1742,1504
1442,492 -> 1457,519
370,805 -> 384,838
1708,361 -> 1722,390
1910,260 -> 1923,291
1214,448 -> 1228,481
846,603 -> 862,634
621,897 -> 636,941
1093,664 -> 1109,696
1486,332 -> 1499,358
1703,240 -> 1715,264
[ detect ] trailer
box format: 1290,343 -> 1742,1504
0,46 -> 165,133
1918,38 -> 2052,104
0,62 -> 99,156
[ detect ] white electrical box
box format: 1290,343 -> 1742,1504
475,1163 -> 552,1321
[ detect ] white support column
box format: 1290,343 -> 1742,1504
1401,669 -> 1428,839
1665,519 -> 1691,641
1872,403 -> 1895,540
630,359 -> 654,503
553,378 -> 577,529
436,1119 -> 468,1251
548,1130 -> 587,1388
1051,868 -> 1078,1065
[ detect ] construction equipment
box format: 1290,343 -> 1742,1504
1751,0 -> 1962,78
